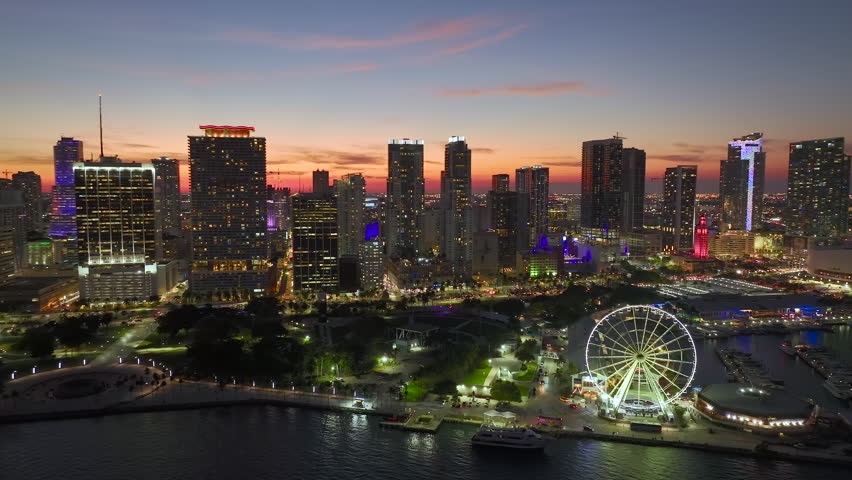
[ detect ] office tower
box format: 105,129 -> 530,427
492,174 -> 510,193
11,171 -> 42,231
516,165 -> 549,244
720,132 -> 765,231
74,160 -> 157,300
152,157 -> 181,235
581,137 -> 623,233
693,215 -> 709,258
386,139 -> 424,258
488,189 -> 520,271
292,193 -> 338,291
189,125 -> 268,297
359,222 -> 383,291
441,136 -> 473,275
267,186 -> 292,232
786,138 -> 850,238
334,173 -> 366,258
662,165 -> 698,250
50,137 -> 83,238
621,148 -> 646,232
313,169 -> 330,195
0,190 -> 25,273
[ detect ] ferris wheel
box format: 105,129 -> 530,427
585,305 -> 697,416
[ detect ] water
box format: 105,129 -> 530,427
1,406 -> 849,480
2,324 -> 850,479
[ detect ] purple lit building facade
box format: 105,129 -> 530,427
49,137 -> 83,238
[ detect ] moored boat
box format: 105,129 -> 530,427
471,426 -> 547,450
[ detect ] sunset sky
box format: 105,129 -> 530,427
1,0 -> 850,194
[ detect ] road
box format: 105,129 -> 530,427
92,318 -> 158,365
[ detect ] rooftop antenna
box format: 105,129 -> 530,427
98,94 -> 104,159
613,131 -> 627,140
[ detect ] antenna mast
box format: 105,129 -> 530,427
98,94 -> 104,159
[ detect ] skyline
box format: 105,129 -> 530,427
2,1 -> 851,194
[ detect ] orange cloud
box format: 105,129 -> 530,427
434,24 -> 527,56
438,81 -> 601,98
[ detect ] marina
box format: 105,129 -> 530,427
715,346 -> 784,390
795,345 -> 852,401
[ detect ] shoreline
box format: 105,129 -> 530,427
2,393 -> 851,467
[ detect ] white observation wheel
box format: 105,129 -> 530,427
585,305 -> 696,417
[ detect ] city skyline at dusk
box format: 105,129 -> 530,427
2,0 -> 851,194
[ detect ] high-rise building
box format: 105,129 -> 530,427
441,136 -> 473,275
334,173 -> 366,258
74,160 -> 158,301
152,157 -> 181,235
694,215 -> 709,259
621,148 -> 645,232
720,132 -> 765,231
11,171 -> 42,231
662,165 -> 698,250
267,186 -> 292,233
488,189 -> 520,271
492,174 -> 510,193
313,169 -> 330,195
785,138 -> 850,238
359,222 -> 383,291
516,165 -> 549,245
386,139 -> 424,258
189,125 -> 268,296
581,137 -> 623,233
292,193 -> 338,292
50,137 -> 83,238
0,190 -> 25,274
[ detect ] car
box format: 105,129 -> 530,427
583,425 -> 595,432
569,403 -> 579,409
559,396 -> 571,403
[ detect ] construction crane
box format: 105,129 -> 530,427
1,170 -> 12,179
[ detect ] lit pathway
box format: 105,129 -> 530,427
92,319 -> 157,366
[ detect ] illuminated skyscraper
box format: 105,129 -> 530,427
359,222 -> 384,291
492,174 -> 510,192
151,157 -> 181,235
442,136 -> 473,275
334,173 -> 366,258
488,189 -> 521,271
386,139 -> 424,258
11,171 -> 42,231
50,137 -> 83,238
581,137 -> 623,233
785,138 -> 850,238
662,165 -> 698,250
621,148 -> 645,232
292,193 -> 338,292
720,132 -> 765,231
0,190 -> 25,273
693,215 -> 709,258
313,169 -> 330,195
74,159 -> 157,300
189,125 -> 268,297
516,165 -> 549,245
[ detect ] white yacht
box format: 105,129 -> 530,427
823,377 -> 852,401
471,427 -> 547,450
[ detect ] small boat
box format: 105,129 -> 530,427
779,342 -> 797,356
823,377 -> 852,401
471,426 -> 547,450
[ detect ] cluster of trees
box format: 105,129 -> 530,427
514,339 -> 538,365
490,379 -> 521,402
16,313 -> 114,358
157,298 -> 387,385
414,341 -> 481,394
524,283 -> 663,326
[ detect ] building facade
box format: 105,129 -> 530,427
516,165 -> 549,245
581,138 -> 623,233
442,136 -> 473,275
152,157 -> 181,234
74,160 -> 158,301
313,169 -> 330,195
621,148 -> 645,232
386,139 -> 424,258
334,173 -> 366,258
488,189 -> 521,271
359,222 -> 384,291
662,165 -> 698,250
189,125 -> 268,296
11,171 -> 42,231
720,133 -> 765,231
492,174 -> 509,192
785,138 -> 850,238
292,193 -> 338,292
50,137 -> 83,238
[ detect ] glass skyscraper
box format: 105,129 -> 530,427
662,165 -> 698,250
581,137 -> 623,234
386,139 -> 424,259
50,137 -> 83,238
442,136 -> 473,275
516,165 -> 549,245
785,138 -> 850,238
720,132 -> 765,231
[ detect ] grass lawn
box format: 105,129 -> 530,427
515,363 -> 536,381
461,360 -> 492,386
516,383 -> 527,399
402,381 -> 428,402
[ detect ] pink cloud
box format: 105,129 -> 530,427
438,81 -> 603,98
435,24 -> 527,56
221,17 -> 500,50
